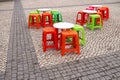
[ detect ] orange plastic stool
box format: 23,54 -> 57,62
76,11 -> 87,26
98,6 -> 109,20
41,12 -> 53,27
42,27 -> 58,52
28,14 -> 41,29
60,30 -> 80,56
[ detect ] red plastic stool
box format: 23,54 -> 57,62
76,11 -> 87,26
42,27 -> 58,52
98,6 -> 109,20
60,30 -> 80,56
41,12 -> 53,27
28,14 -> 41,29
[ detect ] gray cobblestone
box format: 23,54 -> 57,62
63,76 -> 71,80
81,76 -> 89,80
2,0 -> 120,80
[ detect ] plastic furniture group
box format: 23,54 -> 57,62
27,5 -> 109,56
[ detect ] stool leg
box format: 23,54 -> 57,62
61,36 -> 66,56
91,17 -> 95,31
59,13 -> 63,22
42,15 -> 45,27
72,36 -> 76,48
106,8 -> 109,19
43,33 -> 47,52
76,13 -> 79,24
75,35 -> 80,54
36,16 -> 40,29
100,17 -> 102,30
28,16 -> 30,29
86,16 -> 90,28
54,33 -> 58,50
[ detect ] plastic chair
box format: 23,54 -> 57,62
41,12 -> 53,27
42,27 -> 58,52
86,14 -> 102,31
28,14 -> 41,29
72,24 -> 86,46
60,30 -> 80,56
51,10 -> 63,23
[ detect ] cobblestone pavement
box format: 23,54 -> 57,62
0,0 -> 14,72
0,0 -> 120,80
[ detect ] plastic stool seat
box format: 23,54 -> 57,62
90,14 -> 100,18
30,11 -> 39,14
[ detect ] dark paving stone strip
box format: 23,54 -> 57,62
42,51 -> 120,80
5,0 -> 40,80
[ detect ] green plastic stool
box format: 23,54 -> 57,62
72,24 -> 86,46
86,14 -> 102,31
29,11 -> 40,23
50,10 -> 63,22
36,9 -> 40,14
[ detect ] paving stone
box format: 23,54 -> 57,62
56,77 -> 64,80
81,76 -> 89,80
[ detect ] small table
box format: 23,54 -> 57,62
38,8 -> 51,13
91,5 -> 103,11
53,22 -> 74,29
83,10 -> 97,14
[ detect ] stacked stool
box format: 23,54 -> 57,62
28,14 -> 41,29
72,24 -> 86,46
60,30 -> 80,56
42,27 -> 58,52
41,12 -> 53,27
29,10 -> 40,24
51,10 -> 63,23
